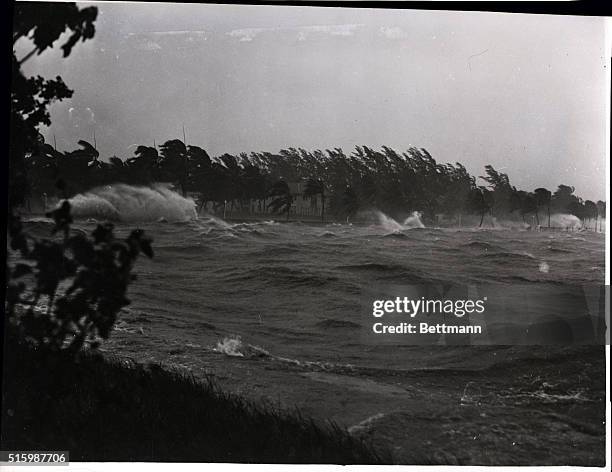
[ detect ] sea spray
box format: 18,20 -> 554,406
214,336 -> 245,357
403,211 -> 425,229
375,210 -> 425,232
68,183 -> 197,222
548,213 -> 582,229
213,335 -> 270,358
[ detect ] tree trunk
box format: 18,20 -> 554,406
479,211 -> 484,227
197,199 -> 206,215
321,194 -> 325,222
547,205 -> 551,228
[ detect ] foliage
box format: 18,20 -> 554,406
8,2 -> 154,356
6,198 -> 153,354
22,139 -> 605,226
304,178 -> 326,221
267,180 -> 293,220
10,7 -> 604,227
11,2 -> 98,209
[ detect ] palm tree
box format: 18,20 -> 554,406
127,145 -> 158,184
596,200 -> 606,232
584,200 -> 598,230
468,187 -> 491,227
534,187 -> 552,227
303,178 -> 326,222
159,139 -> 188,196
57,139 -> 99,196
341,185 -> 359,223
218,153 -> 242,212
521,192 -> 538,225
267,180 -> 293,220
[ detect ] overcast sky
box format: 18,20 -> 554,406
19,3 -> 608,201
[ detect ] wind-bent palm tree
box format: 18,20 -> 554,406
341,185 -> 359,223
534,187 -> 552,227
127,145 -> 159,185
303,178 -> 326,222
57,139 -> 99,196
468,187 -> 491,227
267,180 -> 293,220
596,200 -> 606,232
159,139 -> 188,196
584,200 -> 598,230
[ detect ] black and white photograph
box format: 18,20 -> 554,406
3,1 -> 610,468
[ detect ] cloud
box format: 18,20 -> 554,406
226,28 -> 264,42
127,30 -> 208,38
138,40 -> 162,51
226,24 -> 364,42
126,30 -> 208,49
379,26 -> 407,40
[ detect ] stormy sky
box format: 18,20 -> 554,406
18,3 -> 608,201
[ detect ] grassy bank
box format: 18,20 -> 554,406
1,338 -> 389,463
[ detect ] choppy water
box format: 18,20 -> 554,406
23,214 -> 606,465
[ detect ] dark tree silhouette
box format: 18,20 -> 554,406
468,188 -> 491,227
267,180 -> 293,220
158,139 -> 188,196
596,200 -> 606,232
11,2 -> 98,209
6,199 -> 153,354
8,3 -> 154,357
584,200 -> 598,230
552,185 -> 579,213
304,178 -> 326,222
341,186 -> 360,223
127,145 -> 159,185
479,165 -> 513,217
534,187 -> 552,227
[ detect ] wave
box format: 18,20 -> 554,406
376,211 -> 425,232
212,335 -> 360,373
192,217 -> 282,240
403,211 -> 426,228
213,336 -> 270,358
382,231 -> 414,240
348,413 -> 386,435
338,262 -> 407,273
548,213 -> 582,229
546,244 -> 573,254
462,241 -> 504,252
314,319 -> 361,329
220,265 -> 342,290
67,183 -> 197,222
480,251 -> 537,262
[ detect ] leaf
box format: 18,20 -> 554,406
68,233 -> 95,265
12,263 -> 32,278
92,223 -> 114,244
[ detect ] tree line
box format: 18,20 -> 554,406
22,137 -> 606,227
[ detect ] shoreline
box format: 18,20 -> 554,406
2,337 -> 389,463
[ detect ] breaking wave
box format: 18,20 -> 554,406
376,211 -> 425,232
548,213 -> 582,229
214,336 -> 270,358
67,184 -> 197,222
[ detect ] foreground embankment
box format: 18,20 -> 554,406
1,338 -> 389,463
